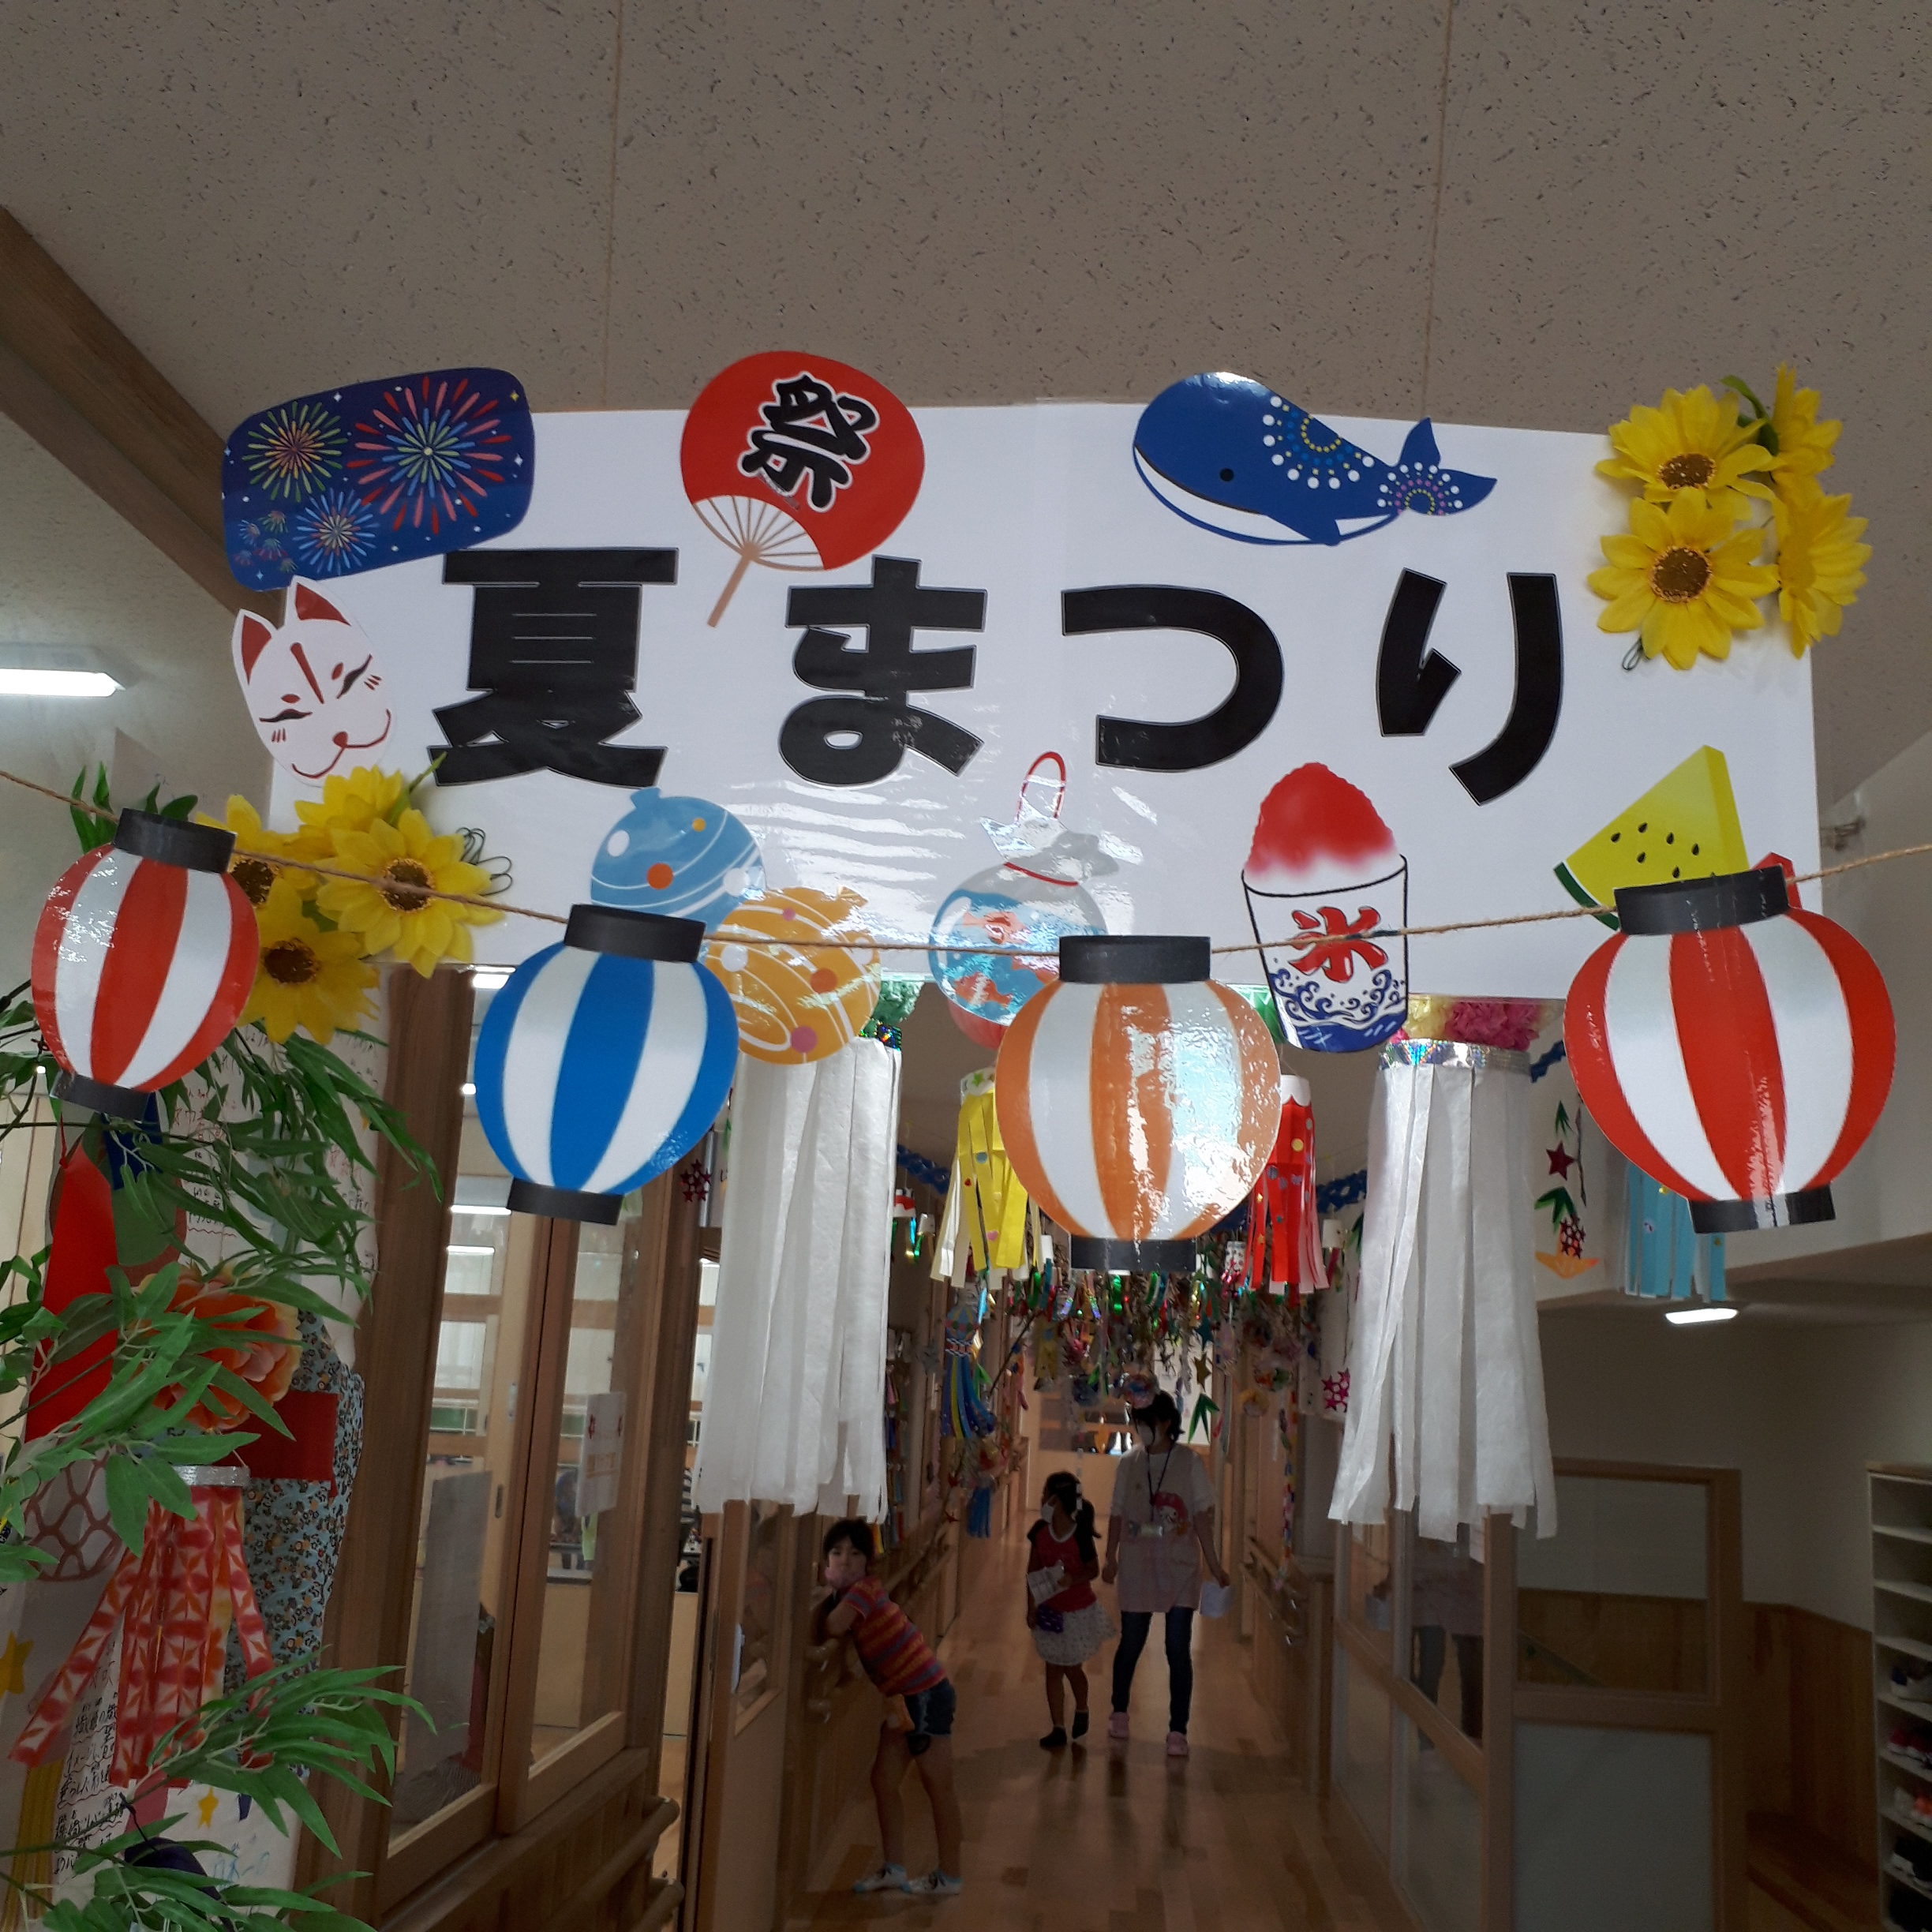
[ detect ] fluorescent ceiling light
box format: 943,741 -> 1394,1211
453,1204 -> 511,1218
447,1245 -> 496,1257
471,968 -> 511,991
0,668 -> 119,698
1664,1304 -> 1738,1326
460,1082 -> 477,1097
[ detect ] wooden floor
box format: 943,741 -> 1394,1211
787,1525 -> 1404,1930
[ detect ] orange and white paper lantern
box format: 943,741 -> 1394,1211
994,935 -> 1279,1271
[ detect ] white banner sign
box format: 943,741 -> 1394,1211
261,400 -> 1816,1005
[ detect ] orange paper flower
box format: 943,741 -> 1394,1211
159,1271 -> 299,1432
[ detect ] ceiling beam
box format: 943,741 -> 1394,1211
0,208 -> 275,618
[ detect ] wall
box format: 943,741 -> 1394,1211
1541,1306 -> 1932,1632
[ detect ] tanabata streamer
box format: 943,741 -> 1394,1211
1245,1076 -> 1324,1299
1565,867 -> 1894,1231
13,1477 -> 273,1787
953,1072 -> 1029,1276
681,351 -> 924,624
1331,1039 -> 1556,1542
223,368 -> 534,589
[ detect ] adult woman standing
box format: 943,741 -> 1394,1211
1101,1391 -> 1229,1758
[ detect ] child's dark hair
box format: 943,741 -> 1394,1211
1033,1470 -> 1099,1571
822,1518 -> 876,1562
1134,1391 -> 1183,1443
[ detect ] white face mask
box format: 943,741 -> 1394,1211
1137,1426 -> 1159,1451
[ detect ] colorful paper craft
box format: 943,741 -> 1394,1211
223,369 -> 534,589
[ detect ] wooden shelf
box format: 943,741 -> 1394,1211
1878,1580 -> 1932,1608
1887,1860 -> 1932,1903
1873,1466 -> 1932,1487
1888,1804 -> 1932,1848
1882,1750 -> 1932,1784
1880,1634 -> 1932,1664
1878,1525 -> 1932,1547
1882,1691 -> 1932,1724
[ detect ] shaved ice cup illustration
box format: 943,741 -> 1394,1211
1244,764 -> 1409,1053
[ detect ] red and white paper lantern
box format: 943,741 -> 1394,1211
994,934 -> 1279,1272
1565,867 -> 1894,1233
32,811 -> 256,1117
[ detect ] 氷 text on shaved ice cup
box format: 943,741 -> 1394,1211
1245,860 -> 1409,1052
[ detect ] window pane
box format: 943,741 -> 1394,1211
1334,1644 -> 1391,1855
1517,1475 -> 1709,1692
389,1194 -> 537,1844
1406,1518 -> 1485,1741
1395,1710 -> 1480,1932
1344,1517 -> 1395,1661
734,1502 -> 787,1720
1515,1724 -> 1713,1930
530,1211 -> 650,1766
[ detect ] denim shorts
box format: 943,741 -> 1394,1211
901,1679 -> 956,1755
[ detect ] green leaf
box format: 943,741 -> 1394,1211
102,1454 -> 152,1553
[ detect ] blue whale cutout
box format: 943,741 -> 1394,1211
1133,371 -> 1496,548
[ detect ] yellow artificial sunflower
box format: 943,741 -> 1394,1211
1597,385 -> 1773,519
1588,489 -> 1779,670
243,878 -> 378,1046
197,796 -> 313,907
316,808 -> 500,976
290,766 -> 411,857
1773,475 -> 1870,655
1765,363 -> 1840,485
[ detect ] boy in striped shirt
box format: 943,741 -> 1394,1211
821,1519 -> 963,1897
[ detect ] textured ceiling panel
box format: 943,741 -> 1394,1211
1425,0 -> 1932,805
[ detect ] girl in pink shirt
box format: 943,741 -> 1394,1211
1025,1471 -> 1115,1749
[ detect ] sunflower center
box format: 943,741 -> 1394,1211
1658,452 -> 1716,489
1649,545 -> 1712,603
263,938 -> 320,987
231,856 -> 277,906
380,858 -> 432,912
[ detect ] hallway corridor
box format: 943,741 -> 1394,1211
789,1522 -> 1397,1930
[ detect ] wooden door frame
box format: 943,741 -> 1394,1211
1507,1459 -> 1747,1931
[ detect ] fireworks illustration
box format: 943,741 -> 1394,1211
292,485 -> 379,575
346,373 -> 514,534
244,402 -> 346,500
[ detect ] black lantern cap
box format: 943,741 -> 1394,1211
1070,1236 -> 1197,1273
507,1178 -> 624,1226
563,904 -> 705,964
51,1069 -> 157,1120
1689,1185 -> 1833,1235
1614,865 -> 1789,938
1060,935 -> 1210,985
114,809 -> 235,874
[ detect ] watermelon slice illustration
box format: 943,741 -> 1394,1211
1555,747 -> 1748,927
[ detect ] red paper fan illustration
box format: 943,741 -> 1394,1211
681,352 -> 924,624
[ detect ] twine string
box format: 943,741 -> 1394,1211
3,764 -> 1919,961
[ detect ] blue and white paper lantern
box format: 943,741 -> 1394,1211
474,905 -> 738,1224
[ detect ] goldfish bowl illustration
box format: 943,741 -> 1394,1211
589,787 -> 764,930
1246,863 -> 1410,1053
927,865 -> 1105,1049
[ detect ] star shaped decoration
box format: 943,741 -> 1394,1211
1546,1143 -> 1575,1178
1321,1370 -> 1350,1413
